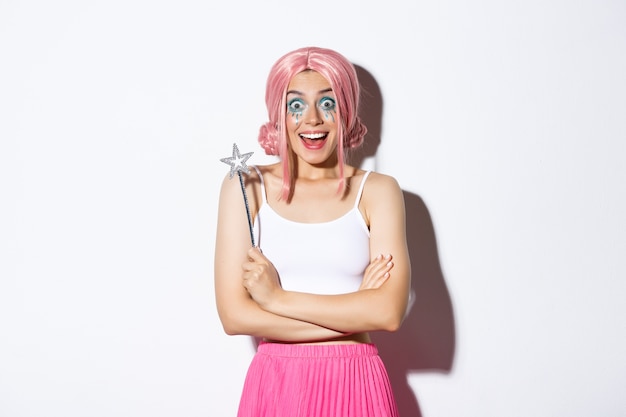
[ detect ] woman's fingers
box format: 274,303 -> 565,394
241,246 -> 282,308
360,254 -> 393,290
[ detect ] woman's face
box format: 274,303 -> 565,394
285,70 -> 338,167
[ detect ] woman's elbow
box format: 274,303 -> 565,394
218,310 -> 246,336
373,292 -> 409,332
380,314 -> 404,333
221,322 -> 239,336
368,310 -> 402,333
376,301 -> 408,332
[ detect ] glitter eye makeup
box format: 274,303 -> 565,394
287,98 -> 307,125
318,97 -> 336,110
318,97 -> 336,122
287,94 -> 337,125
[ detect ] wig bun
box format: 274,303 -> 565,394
345,117 -> 367,149
258,122 -> 280,156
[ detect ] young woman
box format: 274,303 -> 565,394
214,46 -> 411,417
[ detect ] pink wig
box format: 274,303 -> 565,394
258,46 -> 368,200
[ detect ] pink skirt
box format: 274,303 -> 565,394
237,342 -> 398,417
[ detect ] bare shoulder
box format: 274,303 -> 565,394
246,163 -> 282,182
359,171 -> 405,225
219,163 -> 281,216
220,163 -> 275,190
363,171 -> 403,198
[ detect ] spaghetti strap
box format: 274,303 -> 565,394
252,166 -> 267,204
354,171 -> 371,208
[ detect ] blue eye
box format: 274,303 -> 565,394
319,97 -> 336,111
287,98 -> 306,113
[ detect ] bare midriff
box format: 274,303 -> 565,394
266,332 -> 371,345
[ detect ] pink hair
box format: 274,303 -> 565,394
258,46 -> 367,200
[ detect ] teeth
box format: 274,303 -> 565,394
300,133 -> 326,139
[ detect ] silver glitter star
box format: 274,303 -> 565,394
220,143 -> 254,178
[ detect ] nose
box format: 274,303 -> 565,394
304,106 -> 323,125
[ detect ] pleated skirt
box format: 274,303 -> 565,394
237,342 -> 399,417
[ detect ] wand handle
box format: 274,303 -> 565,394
238,171 -> 256,247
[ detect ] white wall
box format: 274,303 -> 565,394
2,1 -> 624,416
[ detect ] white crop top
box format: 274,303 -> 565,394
252,167 -> 371,295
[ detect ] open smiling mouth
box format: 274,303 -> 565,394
299,132 -> 328,148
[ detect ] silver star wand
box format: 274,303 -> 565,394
220,143 -> 255,247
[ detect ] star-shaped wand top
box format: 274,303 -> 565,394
220,143 -> 254,178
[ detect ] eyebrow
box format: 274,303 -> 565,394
286,87 -> 334,96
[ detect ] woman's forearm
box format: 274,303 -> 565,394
259,283 -> 409,334
218,297 -> 347,342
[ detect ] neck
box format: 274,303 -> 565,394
291,156 -> 343,180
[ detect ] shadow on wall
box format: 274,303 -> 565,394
373,192 -> 456,417
348,65 -> 382,169
354,65 -> 457,417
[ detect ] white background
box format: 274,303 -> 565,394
2,1 -> 625,416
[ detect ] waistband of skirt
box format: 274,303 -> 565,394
257,341 -> 379,358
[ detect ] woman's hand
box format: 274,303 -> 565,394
359,254 -> 394,291
242,247 -> 283,309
